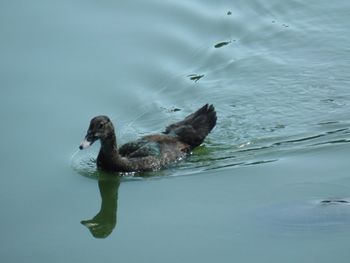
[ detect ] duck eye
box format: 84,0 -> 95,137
99,123 -> 104,129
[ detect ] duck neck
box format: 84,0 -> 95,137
100,132 -> 119,157
97,131 -> 122,171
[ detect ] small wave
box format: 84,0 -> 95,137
258,198 -> 350,233
71,151 -> 100,180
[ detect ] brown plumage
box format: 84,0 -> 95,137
79,104 -> 217,173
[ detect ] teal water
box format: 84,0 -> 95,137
1,0 -> 350,262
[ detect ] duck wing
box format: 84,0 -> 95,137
119,139 -> 161,158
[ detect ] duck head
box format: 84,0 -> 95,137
79,116 -> 114,150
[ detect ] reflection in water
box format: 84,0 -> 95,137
81,173 -> 120,238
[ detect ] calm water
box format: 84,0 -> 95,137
1,0 -> 350,262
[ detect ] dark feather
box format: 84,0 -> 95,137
164,104 -> 217,148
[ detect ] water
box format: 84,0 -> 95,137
1,0 -> 350,262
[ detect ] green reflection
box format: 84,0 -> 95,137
81,173 -> 120,238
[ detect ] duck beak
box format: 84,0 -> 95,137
79,138 -> 92,150
79,133 -> 97,150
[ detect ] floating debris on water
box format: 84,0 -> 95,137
320,199 -> 349,205
321,98 -> 335,103
275,124 -> 286,129
227,11 -> 232,15
214,41 -> 231,48
169,108 -> 181,112
161,107 -> 181,113
187,74 -> 204,82
271,20 -> 290,28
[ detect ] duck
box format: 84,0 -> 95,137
79,104 -> 217,173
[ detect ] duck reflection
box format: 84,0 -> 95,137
81,173 -> 120,238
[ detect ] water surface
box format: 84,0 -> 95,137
1,0 -> 350,262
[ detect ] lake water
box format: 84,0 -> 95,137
1,0 -> 350,262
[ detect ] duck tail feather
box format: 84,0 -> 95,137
164,104 -> 217,148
